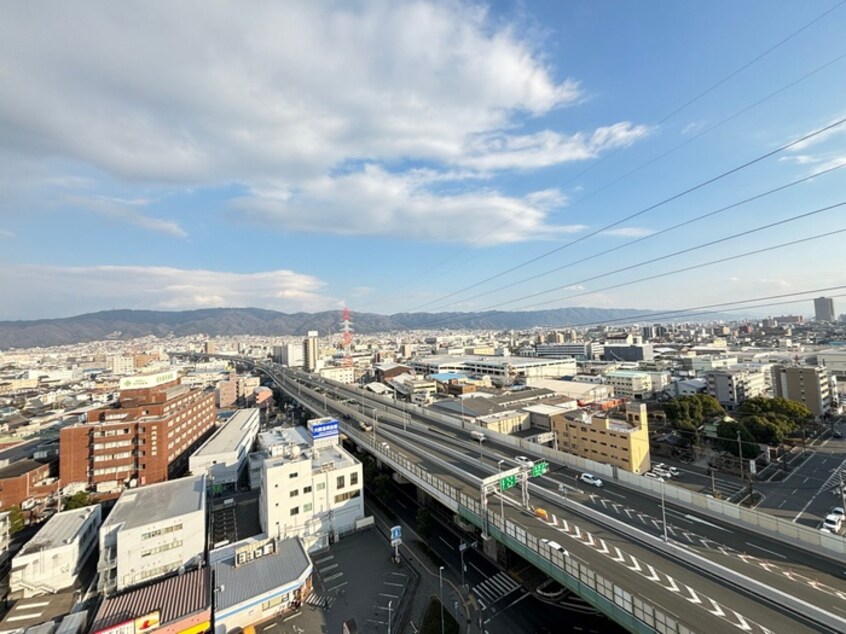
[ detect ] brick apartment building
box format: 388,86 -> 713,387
60,370 -> 216,494
0,458 -> 58,510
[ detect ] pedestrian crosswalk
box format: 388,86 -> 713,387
472,572 -> 521,609
304,591 -> 334,609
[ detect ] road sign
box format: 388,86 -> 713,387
500,474 -> 517,491
531,461 -> 550,477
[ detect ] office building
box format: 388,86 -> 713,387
318,366 -> 355,384
211,536 -> 312,634
11,505 -> 101,598
60,370 -> 216,493
553,403 -> 650,474
303,331 -> 319,372
533,342 -> 594,360
605,370 -> 653,400
98,475 -> 207,594
273,343 -> 304,368
814,296 -> 836,322
257,421 -> 364,552
771,365 -> 833,418
705,367 -> 766,410
409,354 -> 577,386
818,348 -> 846,378
189,408 -> 260,490
602,344 -> 654,362
216,371 -> 237,408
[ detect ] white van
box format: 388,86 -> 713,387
470,430 -> 486,441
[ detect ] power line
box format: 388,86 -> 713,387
395,2 -> 846,289
405,227 -> 846,330
425,161 -> 846,310
474,200 -> 846,311
407,115 -> 846,312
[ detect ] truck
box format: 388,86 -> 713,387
359,420 -> 373,432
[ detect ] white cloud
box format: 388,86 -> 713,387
0,265 -> 338,319
0,229 -> 14,238
460,122 -> 651,171
67,195 -> 187,237
789,116 -> 846,152
600,227 -> 655,238
234,165 -> 587,245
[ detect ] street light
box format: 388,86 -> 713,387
439,566 -> 445,634
388,599 -> 393,634
737,430 -> 744,480
497,459 -> 506,520
477,436 -> 485,462
660,479 -> 668,542
458,542 -> 467,590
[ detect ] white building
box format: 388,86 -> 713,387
273,344 -> 304,368
605,370 -> 653,400
0,512 -> 10,570
211,536 -> 312,634
258,422 -> 364,552
818,348 -> 846,378
98,475 -> 206,594
409,354 -> 577,386
706,367 -> 766,410
109,355 -> 135,376
10,505 -> 101,598
318,366 -> 355,384
189,409 -> 260,489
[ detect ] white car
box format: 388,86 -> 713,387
579,473 -> 603,488
652,468 -> 673,479
644,472 -> 667,482
831,506 -> 845,518
514,455 -> 534,466
822,514 -> 842,533
653,463 -> 679,477
541,538 -> 568,556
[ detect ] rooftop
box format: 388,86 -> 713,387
18,506 -> 99,556
192,408 -> 259,457
0,457 -> 51,479
211,537 -> 312,611
606,369 -> 651,378
103,475 -> 205,531
91,567 -> 210,632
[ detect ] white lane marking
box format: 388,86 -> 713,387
626,558 -> 642,573
326,581 -> 348,592
602,489 -> 626,499
439,536 -> 453,548
706,598 -> 725,617
744,541 -> 788,560
665,509 -> 695,523
611,547 -> 625,563
683,514 -> 730,531
469,562 -> 486,577
397,500 -> 408,508
324,572 -> 343,582
684,586 -> 701,605
320,563 -> 339,572
734,613 -> 753,632
664,577 -> 679,593
645,564 -> 660,582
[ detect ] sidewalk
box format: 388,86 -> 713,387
366,499 -> 478,633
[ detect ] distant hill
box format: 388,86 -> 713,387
0,306 -> 662,349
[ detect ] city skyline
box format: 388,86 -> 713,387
2,1 -> 846,320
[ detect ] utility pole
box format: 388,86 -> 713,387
439,566 -> 445,634
737,430 -> 744,480
709,468 -> 717,498
747,476 -> 755,507
661,479 -> 668,542
388,600 -> 393,634
840,471 -> 846,512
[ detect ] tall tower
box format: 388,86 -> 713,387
303,330 -> 319,372
814,296 -> 835,322
340,308 -> 354,367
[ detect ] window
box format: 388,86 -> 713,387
303,503 -> 313,512
303,485 -> 312,494
262,595 -> 285,611
316,482 -> 325,491
290,489 -> 299,497
289,472 -> 298,479
290,507 -> 299,516
337,475 -> 345,489
350,472 -> 358,486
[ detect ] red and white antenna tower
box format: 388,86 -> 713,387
340,307 -> 354,367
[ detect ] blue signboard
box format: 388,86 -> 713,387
311,420 -> 340,439
390,525 -> 402,541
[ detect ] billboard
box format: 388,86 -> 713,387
119,371 -> 177,390
311,421 -> 340,439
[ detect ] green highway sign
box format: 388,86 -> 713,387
500,475 -> 517,491
531,462 -> 549,477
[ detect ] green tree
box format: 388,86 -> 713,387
63,491 -> 95,510
717,419 -> 760,459
373,474 -> 394,503
8,506 -> 25,535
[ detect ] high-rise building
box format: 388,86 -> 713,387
60,370 -> 216,493
705,367 -> 766,409
771,365 -> 832,418
273,343 -> 304,368
303,330 -> 319,372
814,296 -> 835,322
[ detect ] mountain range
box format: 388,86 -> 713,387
0,307 -> 667,349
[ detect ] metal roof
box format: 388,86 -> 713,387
91,567 -> 210,632
102,475 -> 205,531
192,408 -> 258,457
211,537 -> 312,611
18,506 -> 99,555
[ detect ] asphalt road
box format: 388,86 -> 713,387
273,368 -> 846,632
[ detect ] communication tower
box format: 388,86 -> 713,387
340,307 -> 354,367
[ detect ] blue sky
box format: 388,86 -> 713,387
2,1 -> 846,320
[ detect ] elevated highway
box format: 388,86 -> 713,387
173,352 -> 846,633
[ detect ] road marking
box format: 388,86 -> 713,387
384,581 -> 405,587
645,564 -> 660,582
315,555 -> 334,564
664,577 -> 679,593
379,593 -> 400,598
734,612 -> 753,632
684,514 -> 730,531
469,562 -> 486,577
626,558 -> 642,573
596,539 -> 609,555
397,500 -> 408,509
744,541 -> 788,560
324,572 -> 343,582
706,598 -> 725,617
602,489 -> 626,499
684,586 -> 701,604
320,563 -> 339,572
327,581 -> 348,591
439,536 -> 453,548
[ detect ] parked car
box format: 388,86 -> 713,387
831,506 -> 845,518
822,513 -> 842,533
653,463 -> 680,477
579,473 -> 603,488
644,472 -> 667,482
652,468 -> 673,479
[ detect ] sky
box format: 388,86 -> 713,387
2,0 -> 846,321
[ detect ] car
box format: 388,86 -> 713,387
820,526 -> 833,534
653,463 -> 680,477
834,431 -> 843,439
652,468 -> 673,479
341,413 -> 351,420
831,507 -> 845,518
514,456 -> 534,466
579,473 -> 603,488
822,514 -> 842,532
541,538 -> 568,556
379,442 -> 390,451
644,472 -> 667,481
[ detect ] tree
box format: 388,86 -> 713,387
63,491 -> 95,510
717,419 -> 760,459
8,506 -> 25,535
373,474 -> 394,504
663,394 -> 723,446
736,396 -> 812,446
